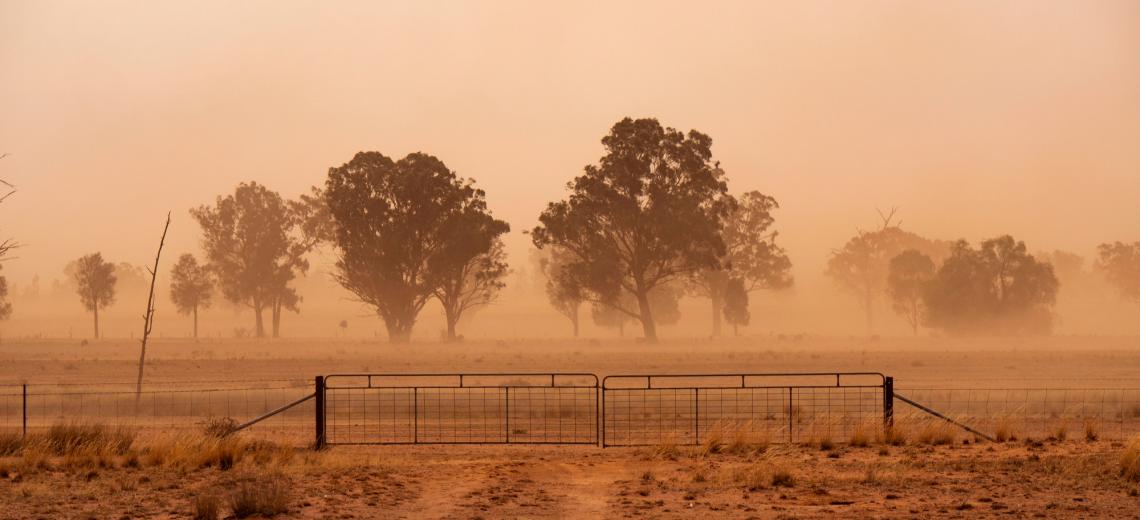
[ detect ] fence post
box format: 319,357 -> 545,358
314,376 -> 326,450
22,384 -> 27,440
883,376 -> 894,428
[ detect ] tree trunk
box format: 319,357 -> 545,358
385,320 -> 412,343
863,290 -> 874,337
271,299 -> 281,338
570,304 -> 579,338
635,290 -> 658,342
444,304 -> 458,341
93,304 -> 100,340
733,323 -> 739,336
193,305 -> 199,340
618,320 -> 624,338
710,290 -> 724,337
253,298 -> 265,338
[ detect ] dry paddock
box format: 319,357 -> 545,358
3,336 -> 1140,517
3,436 -> 1140,519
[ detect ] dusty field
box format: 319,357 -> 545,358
3,336 -> 1140,518
3,335 -> 1140,386
3,435 -> 1140,519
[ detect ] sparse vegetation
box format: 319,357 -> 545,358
1121,435 -> 1140,481
192,493 -> 221,520
228,471 -> 291,518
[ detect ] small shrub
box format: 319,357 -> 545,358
228,472 -> 290,518
1120,436 -> 1140,481
770,467 -> 795,487
849,425 -> 871,448
818,437 -> 835,451
192,494 -> 221,520
201,417 -> 239,439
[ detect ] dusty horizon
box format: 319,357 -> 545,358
2,0 -> 1139,339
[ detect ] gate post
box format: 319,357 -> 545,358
314,376 -> 326,450
883,376 -> 894,428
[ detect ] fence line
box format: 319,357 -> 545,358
4,376 -> 1140,447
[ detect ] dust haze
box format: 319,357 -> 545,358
3,1 -> 1139,341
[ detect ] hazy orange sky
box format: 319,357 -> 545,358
2,0 -> 1139,291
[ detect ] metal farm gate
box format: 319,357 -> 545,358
316,373 -> 599,446
601,373 -> 892,447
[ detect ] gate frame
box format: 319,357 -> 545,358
316,372 -> 600,448
600,372 -> 890,447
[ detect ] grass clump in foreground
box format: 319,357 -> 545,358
1120,435 -> 1140,481
228,470 -> 292,518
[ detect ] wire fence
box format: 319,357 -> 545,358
322,374 -> 599,445
0,381 -> 315,445
895,386 -> 1140,440
602,373 -> 887,446
3,376 -> 1140,447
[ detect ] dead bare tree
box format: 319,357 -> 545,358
136,212 -> 171,403
0,153 -> 19,260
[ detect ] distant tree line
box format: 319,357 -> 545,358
24,118 -> 1140,342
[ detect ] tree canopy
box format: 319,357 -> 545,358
532,117 -> 733,341
191,182 -> 315,338
689,191 -> 791,336
72,252 -> 116,339
886,249 -> 935,335
169,253 -> 214,339
538,246 -> 585,338
923,236 -> 1058,335
722,277 -> 750,336
325,151 -> 505,343
1097,242 -> 1140,303
826,214 -> 948,335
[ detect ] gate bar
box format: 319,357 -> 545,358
895,392 -> 994,442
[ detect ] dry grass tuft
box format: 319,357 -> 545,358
915,421 -> 957,446
994,417 -> 1017,443
770,467 -> 795,487
228,470 -> 291,518
1121,436 -> 1140,482
699,427 -> 725,456
879,425 -> 906,446
1051,422 -> 1068,442
40,423 -> 135,456
1084,419 -> 1099,442
723,421 -> 770,455
0,432 -> 22,456
849,424 -> 872,448
192,493 -> 221,520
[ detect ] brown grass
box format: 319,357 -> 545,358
1084,419 -> 1100,442
880,425 -> 906,446
915,421 -> 957,445
1121,435 -> 1140,482
994,417 -> 1017,443
192,493 -> 221,520
849,423 -> 872,448
228,470 -> 291,518
1051,422 -> 1068,441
